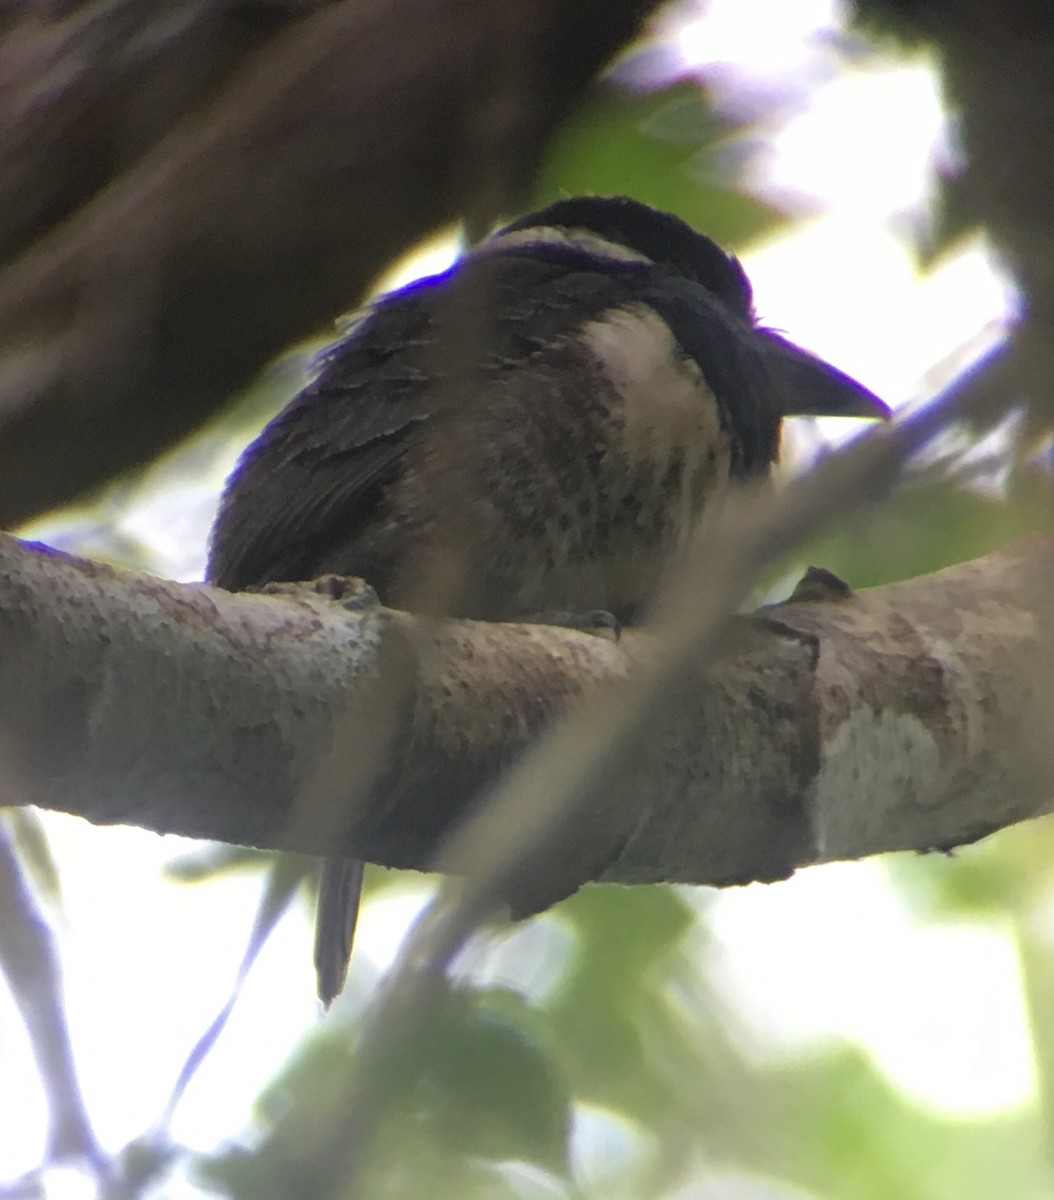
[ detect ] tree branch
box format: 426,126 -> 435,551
0,0 -> 661,526
2,530 -> 1051,893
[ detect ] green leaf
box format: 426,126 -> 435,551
402,987 -> 572,1175
765,1044 -> 1049,1200
200,985 -> 570,1199
544,887 -> 698,1125
534,83 -> 788,250
797,470 -> 1053,592
885,839 -> 1026,921
560,885 -> 696,984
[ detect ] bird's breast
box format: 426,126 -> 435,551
393,304 -> 745,622
578,304 -> 732,555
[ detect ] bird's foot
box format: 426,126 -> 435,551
255,574 -> 379,610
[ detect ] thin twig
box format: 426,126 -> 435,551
0,816 -> 103,1172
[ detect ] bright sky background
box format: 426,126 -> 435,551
2,0 -> 1027,1190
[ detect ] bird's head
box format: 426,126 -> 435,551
494,195 -> 890,424
497,194 -> 755,320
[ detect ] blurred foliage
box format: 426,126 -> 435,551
2,808 -> 64,912
766,1045 -> 1048,1200
533,82 -> 788,251
885,816 -> 1054,926
796,463 -> 1053,591
164,843 -> 279,882
198,982 -> 571,1200
545,886 -> 697,1124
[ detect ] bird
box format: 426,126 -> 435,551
207,194 -> 889,1005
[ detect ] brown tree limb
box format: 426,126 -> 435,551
2,530 -> 1051,892
0,0 -> 661,526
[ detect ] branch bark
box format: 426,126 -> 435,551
2,530 -> 1051,895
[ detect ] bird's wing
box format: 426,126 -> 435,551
206,285 -> 435,590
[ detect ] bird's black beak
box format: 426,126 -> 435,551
759,330 -> 891,420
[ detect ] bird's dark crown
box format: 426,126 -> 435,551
497,195 -> 754,320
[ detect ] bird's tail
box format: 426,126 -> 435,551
314,857 -> 365,1007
